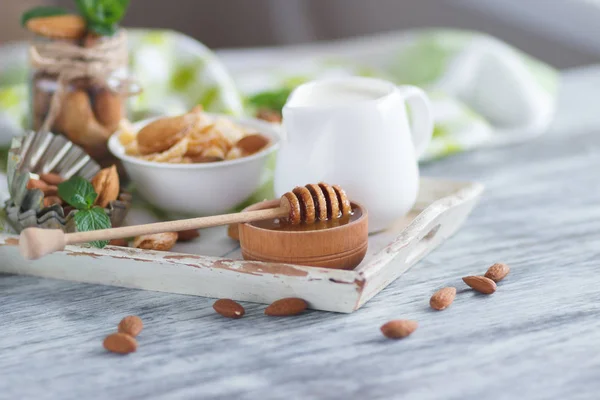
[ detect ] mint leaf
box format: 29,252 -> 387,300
87,21 -> 117,36
75,0 -> 102,23
21,6 -> 69,26
75,0 -> 130,35
58,177 -> 97,210
100,0 -> 130,25
74,207 -> 111,248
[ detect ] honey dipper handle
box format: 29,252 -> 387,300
64,207 -> 289,245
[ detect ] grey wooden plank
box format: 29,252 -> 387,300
2,71 -> 600,400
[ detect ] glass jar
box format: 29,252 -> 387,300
29,30 -> 133,166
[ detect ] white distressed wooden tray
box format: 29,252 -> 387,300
0,177 -> 483,313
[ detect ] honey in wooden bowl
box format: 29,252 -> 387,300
238,200 -> 368,270
251,206 -> 362,232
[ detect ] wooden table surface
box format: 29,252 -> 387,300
2,67 -> 600,400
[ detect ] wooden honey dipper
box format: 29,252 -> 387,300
19,183 -> 352,260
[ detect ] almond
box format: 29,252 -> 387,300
256,108 -> 282,123
462,276 -> 497,294
235,134 -> 270,156
43,185 -> 58,197
484,263 -> 510,282
177,229 -> 200,242
429,287 -> 456,310
133,232 -> 178,251
265,298 -> 307,316
94,89 -> 123,133
39,173 -> 64,185
26,15 -> 87,40
118,316 -> 144,337
380,320 -> 418,339
54,90 -> 111,160
43,196 -> 63,208
213,299 -> 245,319
27,179 -> 48,191
91,165 -> 120,208
137,111 -> 199,155
108,238 -> 129,247
103,332 -> 137,354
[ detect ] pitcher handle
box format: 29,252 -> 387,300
397,85 -> 434,159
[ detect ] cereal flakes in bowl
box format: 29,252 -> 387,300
108,107 -> 280,216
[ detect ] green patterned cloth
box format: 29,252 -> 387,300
0,28 -> 558,160
225,29 -> 558,160
0,28 -> 558,213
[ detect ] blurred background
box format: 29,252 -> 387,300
2,0 -> 600,69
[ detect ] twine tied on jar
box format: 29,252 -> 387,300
29,29 -> 140,137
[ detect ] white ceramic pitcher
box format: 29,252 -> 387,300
274,76 -> 434,233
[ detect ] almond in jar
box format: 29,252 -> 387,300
27,14 -> 138,167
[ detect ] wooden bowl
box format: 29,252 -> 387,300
238,199 -> 369,270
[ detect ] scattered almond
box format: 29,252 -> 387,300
39,173 -> 64,185
380,320 -> 418,339
429,287 -> 456,310
91,165 -> 120,208
462,276 -> 497,294
108,238 -> 129,247
265,298 -> 307,316
177,229 -> 200,242
43,196 -> 63,208
133,232 -> 178,251
213,299 -> 245,319
118,316 -> 144,337
26,15 -> 87,40
484,263 -> 510,282
103,332 -> 137,354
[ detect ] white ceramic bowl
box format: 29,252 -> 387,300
108,114 -> 280,216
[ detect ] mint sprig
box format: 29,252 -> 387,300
21,0 -> 131,37
58,177 -> 111,248
75,0 -> 130,36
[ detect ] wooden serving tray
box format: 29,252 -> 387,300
0,177 -> 483,313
